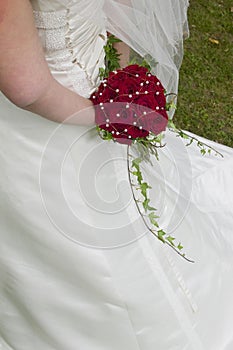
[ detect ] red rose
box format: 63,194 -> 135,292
139,109 -> 168,136
108,71 -> 127,89
123,64 -> 149,76
95,102 -> 135,129
118,77 -> 139,96
90,64 -> 169,144
150,74 -> 165,89
133,94 -> 159,111
100,87 -> 117,102
155,91 -> 167,108
146,80 -> 164,92
142,79 -> 166,107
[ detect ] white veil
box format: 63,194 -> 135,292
103,0 -> 189,115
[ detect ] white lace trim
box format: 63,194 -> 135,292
33,9 -> 67,29
33,10 -> 68,52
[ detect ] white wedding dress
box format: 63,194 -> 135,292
1,1 -> 233,349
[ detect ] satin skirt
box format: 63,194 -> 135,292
1,91 -> 233,350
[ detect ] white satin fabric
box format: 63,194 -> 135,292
1,1 -> 233,350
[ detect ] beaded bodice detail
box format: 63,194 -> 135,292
31,0 -> 107,97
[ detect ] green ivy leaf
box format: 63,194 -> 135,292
148,212 -> 159,227
142,198 -> 156,212
168,120 -> 176,129
157,230 -> 166,243
132,170 -> 143,184
107,35 -> 122,44
100,34 -> 122,78
201,149 -> 206,155
177,243 -> 184,251
180,132 -> 190,139
99,67 -> 106,80
132,158 -> 142,168
166,236 -> 176,246
140,182 -> 151,198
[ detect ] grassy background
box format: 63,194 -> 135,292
175,0 -> 233,147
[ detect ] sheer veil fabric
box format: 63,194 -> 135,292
1,1 -> 233,350
104,0 -> 189,112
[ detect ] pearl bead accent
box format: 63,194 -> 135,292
156,91 -> 160,95
143,111 -> 147,115
136,91 -> 139,95
139,126 -> 143,129
116,113 -> 120,117
116,89 -> 119,93
116,132 -> 120,135
136,74 -> 139,77
106,123 -> 109,127
106,119 -> 110,122
128,135 -> 132,139
156,106 -> 160,110
101,106 -> 104,110
99,93 -> 102,96
140,83 -> 144,86
126,104 -> 129,109
129,94 -> 132,98
157,82 -> 160,86
92,96 -> 96,99
111,131 -> 115,134
133,121 -> 137,125
110,99 -> 113,103
100,102 -> 103,106
145,91 -> 148,94
146,81 -> 149,84
124,129 -> 128,132
148,74 -> 151,77
103,83 -> 107,87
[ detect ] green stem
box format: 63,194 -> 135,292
126,146 -> 194,263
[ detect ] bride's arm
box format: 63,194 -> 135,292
0,0 -> 94,125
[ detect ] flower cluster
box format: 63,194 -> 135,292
91,64 -> 168,144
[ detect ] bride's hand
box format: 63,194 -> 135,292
0,0 -> 95,126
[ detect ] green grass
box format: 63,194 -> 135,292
175,0 -> 233,147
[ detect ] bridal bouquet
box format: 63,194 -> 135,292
91,64 -> 168,145
90,36 -> 222,262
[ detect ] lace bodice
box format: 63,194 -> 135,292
30,0 -> 107,97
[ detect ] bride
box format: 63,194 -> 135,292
1,1 -> 233,349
